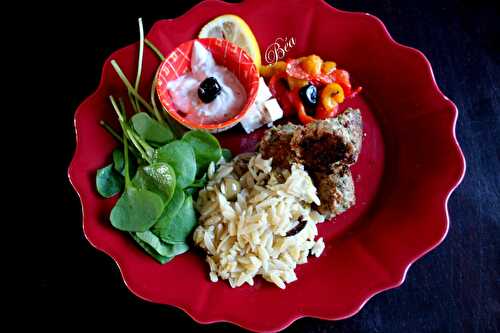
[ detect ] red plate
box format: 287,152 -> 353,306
68,0 -> 465,331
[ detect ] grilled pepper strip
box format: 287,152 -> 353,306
321,82 -> 345,113
291,89 -> 315,124
331,69 -> 362,97
315,103 -> 339,119
260,61 -> 287,79
269,72 -> 295,116
287,58 -> 333,85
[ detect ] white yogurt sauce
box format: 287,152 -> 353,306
167,41 -> 247,124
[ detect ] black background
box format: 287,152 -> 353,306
39,0 -> 499,332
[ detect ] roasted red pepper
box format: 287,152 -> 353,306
268,56 -> 362,124
330,69 -> 361,97
287,58 -> 333,85
269,72 -> 295,117
315,103 -> 339,119
291,89 -> 315,124
285,58 -> 310,80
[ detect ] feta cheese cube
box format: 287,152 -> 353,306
240,78 -> 284,133
241,104 -> 265,133
256,77 -> 273,102
263,98 -> 283,122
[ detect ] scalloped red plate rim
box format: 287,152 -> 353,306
68,0 -> 466,331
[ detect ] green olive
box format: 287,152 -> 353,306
223,178 -> 240,201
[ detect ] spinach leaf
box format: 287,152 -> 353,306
96,164 -> 124,198
152,187 -> 185,238
135,230 -> 189,257
182,130 -> 221,172
131,112 -> 174,145
110,97 -> 165,232
132,163 -> 176,203
110,186 -> 164,232
154,141 -> 196,189
113,148 -> 137,177
189,174 -> 208,189
159,195 -> 197,244
222,148 -> 233,162
129,232 -> 173,264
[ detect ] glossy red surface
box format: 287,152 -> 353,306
68,0 -> 465,331
156,38 -> 259,131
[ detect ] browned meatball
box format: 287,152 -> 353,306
292,108 -> 363,172
336,107 -> 363,162
259,123 -> 301,169
258,108 -> 362,219
312,164 -> 356,219
259,108 -> 362,172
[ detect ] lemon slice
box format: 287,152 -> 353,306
199,14 -> 261,68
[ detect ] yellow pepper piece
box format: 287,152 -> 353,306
287,76 -> 309,90
321,61 -> 337,75
273,61 -> 287,72
301,55 -> 323,76
260,61 -> 287,78
321,83 -> 345,110
260,64 -> 274,78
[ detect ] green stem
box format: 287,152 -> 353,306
110,95 -> 125,123
149,68 -> 185,139
99,120 -> 140,159
118,97 -> 155,162
110,59 -> 155,115
134,18 -> 144,112
118,98 -> 126,116
127,124 -> 154,159
150,69 -> 167,125
145,39 -> 165,61
127,128 -> 151,162
116,97 -> 151,162
110,96 -> 149,161
122,117 -> 130,186
110,96 -> 131,186
99,120 -> 122,143
128,92 -> 139,114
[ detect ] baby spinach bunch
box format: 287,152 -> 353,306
94,18 -> 231,263
97,97 -> 225,263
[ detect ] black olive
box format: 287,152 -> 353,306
285,218 -> 307,237
198,77 -> 222,103
299,84 -> 318,108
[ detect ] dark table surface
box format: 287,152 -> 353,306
44,0 -> 499,331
